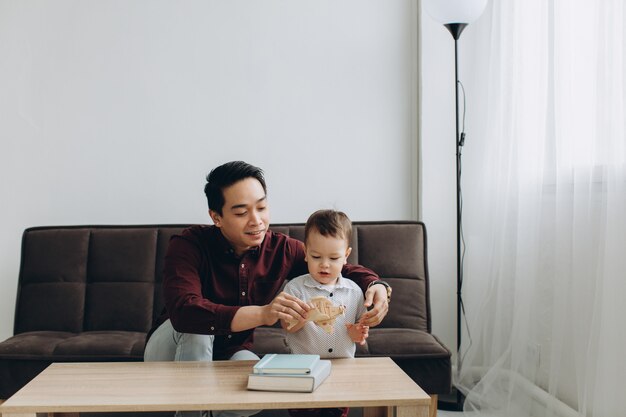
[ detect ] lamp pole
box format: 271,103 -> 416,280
445,20 -> 466,373
444,22 -> 467,411
423,0 -> 487,411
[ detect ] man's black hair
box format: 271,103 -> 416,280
204,161 -> 266,215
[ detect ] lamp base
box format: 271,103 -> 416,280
437,387 -> 465,412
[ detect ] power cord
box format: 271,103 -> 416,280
457,79 -> 473,368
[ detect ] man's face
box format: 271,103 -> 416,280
305,229 -> 352,286
210,178 -> 270,255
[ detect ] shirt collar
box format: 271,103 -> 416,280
303,273 -> 349,290
213,226 -> 264,259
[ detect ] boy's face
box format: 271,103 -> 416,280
304,228 -> 352,285
209,177 -> 270,255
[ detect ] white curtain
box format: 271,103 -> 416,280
457,0 -> 626,416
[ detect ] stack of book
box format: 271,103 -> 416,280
247,353 -> 331,393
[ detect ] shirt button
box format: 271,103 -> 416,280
228,335 -> 232,339
242,291 -> 246,296
210,326 -> 215,331
241,264 -> 245,269
330,293 -> 333,297
328,348 -> 333,353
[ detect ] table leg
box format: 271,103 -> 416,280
396,405 -> 429,417
430,394 -> 438,417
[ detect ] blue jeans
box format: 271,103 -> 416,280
144,319 -> 261,417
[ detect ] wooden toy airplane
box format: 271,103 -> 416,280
286,296 -> 346,334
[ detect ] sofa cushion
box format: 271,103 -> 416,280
252,327 -> 448,358
17,229 -> 90,333
0,331 -> 146,361
16,283 -> 86,333
251,327 -> 290,354
364,328 -> 449,357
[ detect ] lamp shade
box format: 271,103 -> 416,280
423,0 -> 488,24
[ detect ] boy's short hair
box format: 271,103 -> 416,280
304,209 -> 352,245
204,161 -> 266,215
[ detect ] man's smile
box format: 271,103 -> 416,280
246,229 -> 265,235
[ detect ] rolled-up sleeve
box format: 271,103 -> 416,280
342,263 -> 379,293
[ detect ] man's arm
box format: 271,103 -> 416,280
163,235 -> 240,335
165,236 -> 311,334
342,263 -> 390,327
230,292 -> 310,332
341,263 -> 378,291
166,231 -> 315,335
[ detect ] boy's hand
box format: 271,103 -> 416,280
346,323 -> 369,345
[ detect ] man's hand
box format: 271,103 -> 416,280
263,291 -> 311,326
346,323 -> 369,345
359,284 -> 389,327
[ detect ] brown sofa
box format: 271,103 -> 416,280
0,222 -> 451,407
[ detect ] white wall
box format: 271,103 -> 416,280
0,1 -> 421,340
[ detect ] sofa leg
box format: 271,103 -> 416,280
429,394 -> 438,417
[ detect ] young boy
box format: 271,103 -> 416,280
281,209 -> 370,417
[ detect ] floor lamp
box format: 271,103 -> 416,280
422,0 -> 487,411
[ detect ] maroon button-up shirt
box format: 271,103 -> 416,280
149,225 -> 379,359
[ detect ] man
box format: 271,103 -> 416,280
144,161 -> 390,417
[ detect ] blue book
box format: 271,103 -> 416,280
252,353 -> 320,375
247,359 -> 332,392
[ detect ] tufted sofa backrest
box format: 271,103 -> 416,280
14,222 -> 430,334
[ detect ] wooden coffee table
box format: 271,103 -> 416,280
0,357 -> 431,417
